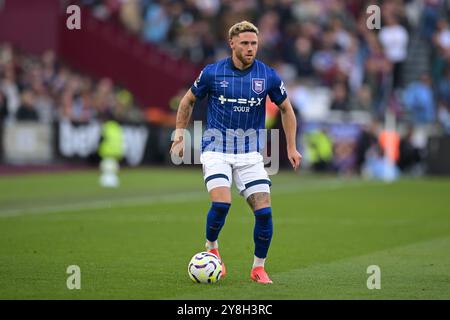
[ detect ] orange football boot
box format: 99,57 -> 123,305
208,248 -> 226,278
251,266 -> 273,284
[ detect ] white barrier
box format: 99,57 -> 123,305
2,121 -> 53,164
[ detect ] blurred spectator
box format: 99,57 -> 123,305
433,18 -> 450,59
436,67 -> 450,132
349,85 -> 373,111
98,112 -> 124,188
71,91 -> 96,122
437,104 -> 450,134
362,144 -> 400,182
379,128 -> 401,165
364,33 -> 392,116
304,128 -> 334,172
378,14 -> 409,89
142,0 -> 171,44
402,73 -> 436,124
285,36 -> 314,79
29,61 -> 54,123
436,65 -> 450,129
119,0 -> 143,34
311,29 -> 338,86
257,10 -> 282,63
93,78 -> 116,119
88,0 -> 122,21
330,81 -> 350,111
16,90 -> 39,121
0,90 -> 8,120
337,35 -> 365,93
41,50 -> 57,85
431,17 -> 450,82
0,62 -> 20,117
398,125 -> 424,173
420,0 -> 442,41
355,120 -> 380,174
330,16 -> 353,52
114,88 -> 144,122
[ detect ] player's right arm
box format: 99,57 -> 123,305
170,89 -> 197,158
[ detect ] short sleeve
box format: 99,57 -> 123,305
267,68 -> 288,106
190,65 -> 212,100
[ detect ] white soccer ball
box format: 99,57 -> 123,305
188,251 -> 223,284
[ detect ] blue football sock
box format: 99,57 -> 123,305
206,202 -> 231,242
253,207 -> 273,259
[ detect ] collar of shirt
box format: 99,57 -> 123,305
228,57 -> 256,76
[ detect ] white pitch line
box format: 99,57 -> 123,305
0,179 -> 369,218
0,191 -> 207,218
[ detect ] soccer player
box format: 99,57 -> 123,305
170,21 -> 302,284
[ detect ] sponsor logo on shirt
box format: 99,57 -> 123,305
218,95 -> 263,107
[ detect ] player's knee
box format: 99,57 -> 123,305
209,187 -> 232,203
256,199 -> 271,211
247,192 -> 271,211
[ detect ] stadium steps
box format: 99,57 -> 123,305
401,30 -> 431,86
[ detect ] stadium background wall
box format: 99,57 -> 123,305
0,121 -> 172,167
53,121 -> 173,166
3,120 -> 449,174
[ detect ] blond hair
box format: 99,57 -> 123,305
228,21 -> 259,39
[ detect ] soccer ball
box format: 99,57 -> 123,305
188,251 -> 223,284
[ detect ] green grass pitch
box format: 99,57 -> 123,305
0,167 -> 449,299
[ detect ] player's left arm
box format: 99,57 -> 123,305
278,98 -> 302,170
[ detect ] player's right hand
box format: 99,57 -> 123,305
170,137 -> 184,158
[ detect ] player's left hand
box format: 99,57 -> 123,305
287,148 -> 302,171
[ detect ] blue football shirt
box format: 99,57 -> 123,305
191,57 -> 287,154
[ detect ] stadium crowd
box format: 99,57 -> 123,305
2,0 -> 450,130
0,43 -> 144,124
81,0 -> 450,131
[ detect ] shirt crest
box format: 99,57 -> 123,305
252,78 -> 265,94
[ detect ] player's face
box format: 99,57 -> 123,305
230,32 -> 258,67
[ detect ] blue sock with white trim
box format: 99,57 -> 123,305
206,202 -> 231,242
253,207 -> 273,259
